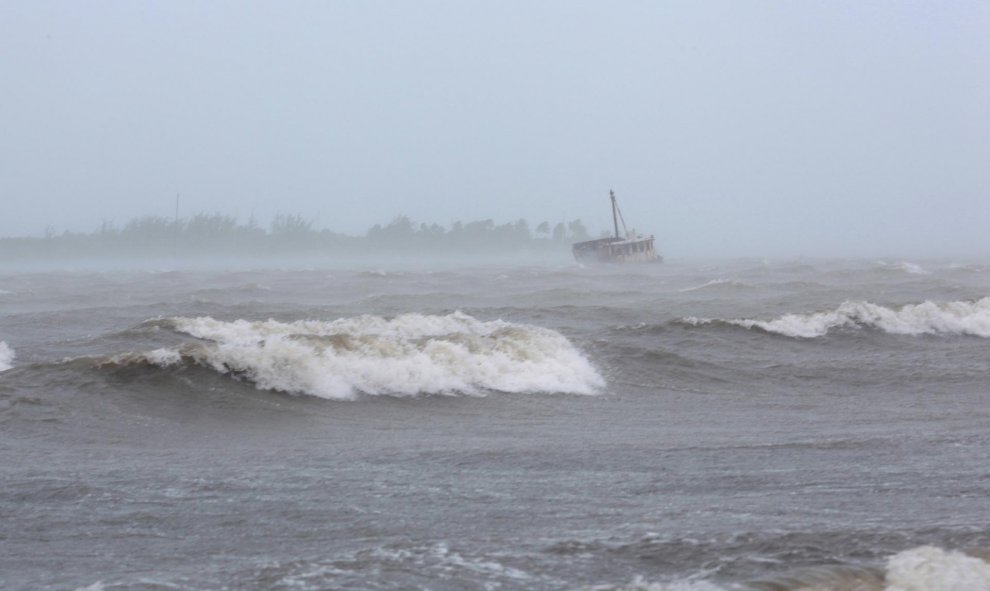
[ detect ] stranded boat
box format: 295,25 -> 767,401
572,190 -> 661,264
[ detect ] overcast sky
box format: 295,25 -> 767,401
2,1 -> 987,257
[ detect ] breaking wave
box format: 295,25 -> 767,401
678,279 -> 748,293
684,297 -> 990,339
885,546 -> 990,591
0,342 -> 14,372
878,260 -> 931,275
105,312 -> 604,400
252,542 -> 534,590
589,546 -> 990,590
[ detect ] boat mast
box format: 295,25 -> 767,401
611,190 -> 620,239
610,189 -> 630,239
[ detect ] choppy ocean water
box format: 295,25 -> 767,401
2,258 -> 990,590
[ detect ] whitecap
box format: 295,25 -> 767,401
692,297 -> 990,339
885,545 -> 990,591
875,260 -> 931,275
0,341 -> 14,372
678,279 -> 743,293
584,576 -> 726,590
143,312 -> 604,400
892,262 -> 930,275
586,546 -> 990,590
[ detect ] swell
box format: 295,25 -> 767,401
9,312 -> 605,402
677,278 -> 753,293
680,297 -> 990,339
0,355 -> 330,444
559,530 -> 990,590
220,535 -> 990,591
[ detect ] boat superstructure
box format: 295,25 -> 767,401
572,191 -> 660,264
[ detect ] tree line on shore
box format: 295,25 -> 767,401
0,213 -> 594,260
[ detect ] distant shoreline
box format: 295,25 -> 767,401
0,213 -> 592,265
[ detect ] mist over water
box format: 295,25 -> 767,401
3,1 -> 989,587
2,258 -> 990,590
3,2 -> 989,257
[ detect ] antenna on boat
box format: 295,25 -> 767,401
610,190 -> 619,238
610,190 -> 630,239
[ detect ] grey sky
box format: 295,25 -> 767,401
2,1 -> 987,257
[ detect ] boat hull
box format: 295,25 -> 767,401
572,236 -> 660,264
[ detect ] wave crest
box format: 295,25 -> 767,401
121,312 -> 604,400
0,341 -> 14,372
886,546 -> 990,591
685,297 -> 990,339
678,279 -> 749,293
589,546 -> 990,590
877,260 -> 931,275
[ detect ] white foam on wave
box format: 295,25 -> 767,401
585,577 -> 726,590
145,347 -> 182,366
586,546 -> 990,591
687,297 -> 990,339
885,546 -> 990,591
878,261 -> 930,275
0,341 -> 14,372
146,312 -> 604,400
899,262 -> 929,275
678,279 -> 744,293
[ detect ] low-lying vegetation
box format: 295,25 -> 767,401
0,214 -> 593,261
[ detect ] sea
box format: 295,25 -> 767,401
2,258 -> 990,590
